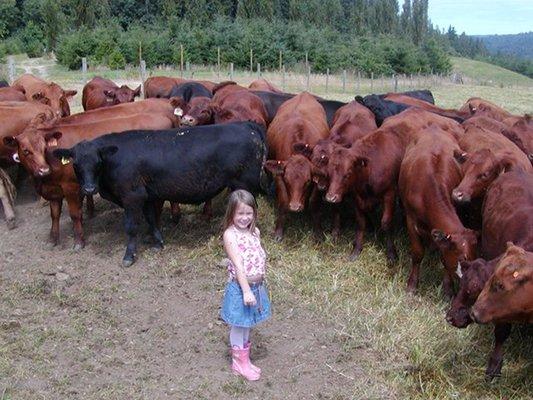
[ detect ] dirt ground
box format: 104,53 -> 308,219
0,179 -> 392,400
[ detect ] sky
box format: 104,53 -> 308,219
428,0 -> 533,36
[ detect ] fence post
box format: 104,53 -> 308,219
357,71 -> 361,93
279,50 -> 282,72
250,49 -> 253,74
342,70 -> 346,93
229,63 -> 234,80
370,72 -> 374,92
282,65 -> 286,92
325,68 -> 329,94
8,56 -> 15,84
82,57 -> 87,82
305,52 -> 308,69
139,60 -> 146,97
186,61 -> 190,79
217,47 -> 221,79
393,74 -> 398,92
180,44 -> 184,77
306,66 -> 310,91
257,63 -> 261,78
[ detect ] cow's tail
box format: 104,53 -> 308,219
0,167 -> 16,205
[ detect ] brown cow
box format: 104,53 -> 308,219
0,101 -> 55,166
452,124 -> 531,205
264,92 -> 330,240
399,128 -> 478,297
459,97 -> 514,122
82,76 -> 141,111
472,243 -> 533,324
143,76 -> 215,98
317,108 -> 464,262
384,93 -> 469,122
3,113 -> 174,248
60,98 -> 181,127
0,86 -> 26,102
502,115 -> 533,163
248,78 -> 283,93
329,101 -> 377,145
0,167 -> 16,229
12,74 -> 76,117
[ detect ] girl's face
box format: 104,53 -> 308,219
233,201 -> 254,230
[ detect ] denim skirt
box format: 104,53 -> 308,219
221,280 -> 272,328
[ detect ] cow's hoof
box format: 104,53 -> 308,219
122,258 -> 135,268
6,219 -> 16,230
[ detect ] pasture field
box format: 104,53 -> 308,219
0,55 -> 532,399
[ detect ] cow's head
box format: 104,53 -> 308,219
265,154 -> 321,212
431,228 -> 478,274
452,148 -> 513,204
322,145 -> 368,204
471,243 -> 533,324
446,257 -> 497,328
31,83 -> 76,117
2,113 -> 60,177
53,141 -> 118,195
177,97 -> 213,126
104,84 -> 141,105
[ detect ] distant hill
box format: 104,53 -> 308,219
451,57 -> 533,86
475,32 -> 533,60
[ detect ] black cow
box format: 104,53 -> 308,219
169,82 -> 212,102
251,90 -> 346,127
379,89 -> 435,104
0,80 -> 8,88
355,94 -> 411,126
53,121 -> 268,267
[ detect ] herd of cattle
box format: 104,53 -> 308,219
0,73 -> 532,380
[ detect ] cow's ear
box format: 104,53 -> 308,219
3,136 -> 18,148
264,160 -> 285,176
354,95 -> 364,104
52,148 -> 73,160
32,91 -> 45,101
103,90 -> 116,98
505,242 -> 525,255
170,96 -> 186,110
44,131 -> 62,146
431,229 -> 452,249
64,90 -> 77,98
453,149 -> 468,164
292,142 -> 312,158
133,85 -> 141,97
497,154 -> 514,174
98,146 -> 118,159
468,104 -> 477,114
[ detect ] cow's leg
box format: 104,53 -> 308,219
0,180 -> 15,229
381,189 -> 398,264
202,200 -> 213,220
405,215 -> 424,294
273,178 -> 288,242
85,195 -> 95,219
142,201 -> 163,249
154,199 -> 164,229
309,187 -> 323,241
349,204 -> 366,261
122,201 -> 144,267
170,202 -> 181,223
486,323 -> 512,380
441,264 -> 455,301
65,193 -> 85,250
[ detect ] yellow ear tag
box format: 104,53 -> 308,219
61,157 -> 70,165
513,271 -> 519,278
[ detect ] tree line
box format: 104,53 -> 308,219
0,0 -> 531,78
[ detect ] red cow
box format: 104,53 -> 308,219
82,76 -> 141,111
248,78 -> 284,93
0,101 -> 55,166
12,74 -> 76,117
317,108 -> 464,262
3,113 -> 174,248
452,124 -> 531,204
502,115 -> 533,163
264,92 -> 330,240
143,76 -> 215,98
399,128 -> 477,296
459,97 -> 514,122
0,87 -> 26,102
384,93 -> 469,122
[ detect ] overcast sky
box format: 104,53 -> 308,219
428,0 -> 533,35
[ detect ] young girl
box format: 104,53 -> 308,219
220,189 -> 271,381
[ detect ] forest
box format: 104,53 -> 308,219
0,0 -> 530,77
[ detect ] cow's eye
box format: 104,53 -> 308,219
23,149 -> 30,156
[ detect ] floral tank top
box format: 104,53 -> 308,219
227,225 -> 267,279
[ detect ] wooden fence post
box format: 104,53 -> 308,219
282,65 -> 286,91
279,50 -> 282,72
180,44 -> 184,77
306,66 -> 310,90
305,52 -> 308,69
325,68 -> 329,94
393,73 -> 398,92
249,49 -> 253,74
370,72 -> 374,92
217,47 -> 221,79
82,57 -> 87,82
8,56 -> 15,84
229,63 -> 234,80
342,70 -> 346,93
357,71 -> 361,93
139,60 -> 146,97
257,63 -> 261,78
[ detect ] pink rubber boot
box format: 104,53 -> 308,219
231,346 -> 260,381
244,342 -> 261,374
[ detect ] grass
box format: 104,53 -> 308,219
2,54 -> 533,399
451,56 -> 533,87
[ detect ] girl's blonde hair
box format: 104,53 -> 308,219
222,189 -> 258,233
